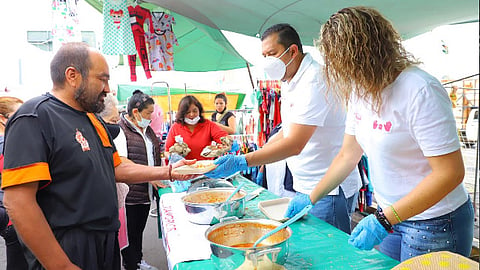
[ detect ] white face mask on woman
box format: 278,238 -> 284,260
135,113 -> 151,128
262,46 -> 294,80
184,116 -> 200,125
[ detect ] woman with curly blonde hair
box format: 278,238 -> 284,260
287,6 -> 474,262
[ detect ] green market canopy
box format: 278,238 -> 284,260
142,0 -> 479,45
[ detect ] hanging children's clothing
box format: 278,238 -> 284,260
147,12 -> 178,71
51,0 -> 81,51
102,0 -> 136,56
127,5 -> 154,81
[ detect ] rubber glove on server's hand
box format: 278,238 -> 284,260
285,193 -> 312,218
348,214 -> 388,250
204,155 -> 248,178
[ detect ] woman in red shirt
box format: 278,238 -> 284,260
165,95 -> 228,160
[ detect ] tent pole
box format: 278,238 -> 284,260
151,81 -> 172,127
246,62 -> 255,90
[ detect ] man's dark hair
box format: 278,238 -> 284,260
175,95 -> 205,124
261,23 -> 303,54
50,42 -> 91,85
127,90 -> 155,116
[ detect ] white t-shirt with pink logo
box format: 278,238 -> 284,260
345,66 -> 468,220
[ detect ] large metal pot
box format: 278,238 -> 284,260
181,188 -> 247,225
205,219 -> 292,270
187,178 -> 234,194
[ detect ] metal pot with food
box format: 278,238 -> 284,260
205,219 -> 291,270
181,187 -> 247,225
187,177 -> 234,194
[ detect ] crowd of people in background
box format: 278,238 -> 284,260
0,5 -> 475,270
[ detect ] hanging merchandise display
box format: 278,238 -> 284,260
127,4 -> 154,81
256,80 -> 282,147
147,11 -> 178,71
51,0 -> 81,51
101,0 -> 137,56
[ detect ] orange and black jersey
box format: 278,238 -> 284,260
2,93 -> 121,232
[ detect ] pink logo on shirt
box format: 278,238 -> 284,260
355,113 -> 361,121
373,120 -> 392,133
75,129 -> 90,152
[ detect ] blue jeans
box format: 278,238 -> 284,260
306,187 -> 358,234
379,198 -> 474,261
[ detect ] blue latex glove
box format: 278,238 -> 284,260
169,153 -> 192,192
204,155 -> 248,178
169,153 -> 184,163
285,193 -> 313,218
171,180 -> 191,193
228,140 -> 240,154
255,171 -> 264,186
348,214 -> 388,250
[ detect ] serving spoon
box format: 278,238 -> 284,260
253,204 -> 312,248
225,182 -> 246,202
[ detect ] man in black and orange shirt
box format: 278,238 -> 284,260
1,42 -> 194,270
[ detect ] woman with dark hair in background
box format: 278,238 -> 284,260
211,93 -> 236,134
118,90 -> 162,270
165,95 -> 228,160
0,96 -> 28,270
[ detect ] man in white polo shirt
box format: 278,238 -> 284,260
206,24 -> 361,233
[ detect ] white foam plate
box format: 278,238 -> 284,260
172,160 -> 216,174
258,197 -> 292,222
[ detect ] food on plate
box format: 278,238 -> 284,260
169,135 -> 191,157
183,190 -> 244,204
172,160 -> 216,174
200,136 -> 233,157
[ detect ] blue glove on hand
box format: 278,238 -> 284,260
228,141 -> 240,154
169,153 -> 184,163
348,214 -> 388,250
285,193 -> 313,218
204,155 -> 248,178
171,180 -> 191,193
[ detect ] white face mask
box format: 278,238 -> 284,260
136,113 -> 151,128
262,47 -> 294,80
184,116 -> 200,125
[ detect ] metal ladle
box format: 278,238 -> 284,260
253,204 -> 313,248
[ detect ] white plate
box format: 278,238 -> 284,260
258,197 -> 292,222
172,160 -> 216,174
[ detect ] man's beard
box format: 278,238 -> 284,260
74,80 -> 106,113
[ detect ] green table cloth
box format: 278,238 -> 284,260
158,175 -> 399,269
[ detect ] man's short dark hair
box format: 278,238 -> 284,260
50,42 -> 92,85
261,23 -> 303,54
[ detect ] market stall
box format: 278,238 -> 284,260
116,84 -> 246,114
158,175 -> 400,270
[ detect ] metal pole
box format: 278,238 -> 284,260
150,81 -> 172,127
246,62 -> 255,90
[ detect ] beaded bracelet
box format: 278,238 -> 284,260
374,209 -> 393,233
390,205 -> 403,223
168,164 -> 173,182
